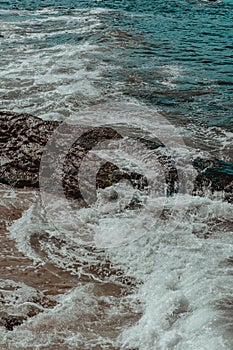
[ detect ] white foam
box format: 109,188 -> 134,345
107,195 -> 233,349
6,172 -> 232,348
0,10 -> 111,120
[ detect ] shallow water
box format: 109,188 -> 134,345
1,0 -> 233,127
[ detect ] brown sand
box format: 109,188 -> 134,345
0,183 -> 140,349
0,184 -> 79,295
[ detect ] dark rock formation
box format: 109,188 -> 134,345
1,111 -> 232,202
193,157 -> 233,202
0,312 -> 26,331
0,111 -> 58,187
0,111 -> 177,201
0,280 -> 57,331
0,111 -> 149,203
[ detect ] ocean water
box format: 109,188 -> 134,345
0,0 -> 233,349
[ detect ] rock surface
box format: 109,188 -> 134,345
0,111 -> 147,201
1,111 -> 232,202
0,279 -> 57,331
193,157 -> 233,202
0,111 -> 58,188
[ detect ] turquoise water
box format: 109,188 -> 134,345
1,0 -> 233,128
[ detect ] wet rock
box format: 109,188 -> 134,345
1,111 -> 232,202
0,111 -> 149,201
0,111 -> 58,188
136,137 -> 164,150
0,312 -> 26,331
0,279 -> 57,331
193,157 -> 233,202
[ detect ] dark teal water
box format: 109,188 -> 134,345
0,0 -> 233,129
